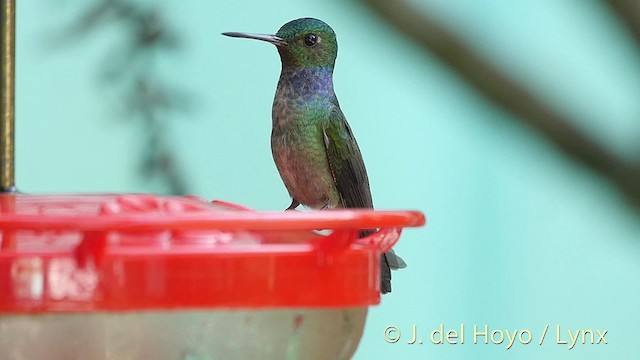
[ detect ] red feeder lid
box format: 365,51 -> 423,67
0,194 -> 425,313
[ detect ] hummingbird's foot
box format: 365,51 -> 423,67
286,199 -> 300,211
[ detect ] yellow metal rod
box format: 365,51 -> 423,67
1,0 -> 15,192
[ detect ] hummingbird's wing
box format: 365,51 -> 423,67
322,109 -> 373,209
323,109 -> 394,294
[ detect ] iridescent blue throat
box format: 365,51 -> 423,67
278,66 -> 336,102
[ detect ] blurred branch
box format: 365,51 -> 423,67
53,0 -> 190,195
365,0 -> 640,208
605,0 -> 640,44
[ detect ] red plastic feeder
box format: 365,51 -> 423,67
0,193 -> 424,359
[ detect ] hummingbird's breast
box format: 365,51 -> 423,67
270,67 -> 341,209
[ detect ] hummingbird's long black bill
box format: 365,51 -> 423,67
222,32 -> 287,46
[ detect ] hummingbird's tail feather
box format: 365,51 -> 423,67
360,229 -> 403,294
380,253 -> 392,294
386,249 -> 407,270
381,250 -> 407,294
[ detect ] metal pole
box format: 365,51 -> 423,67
1,0 -> 15,192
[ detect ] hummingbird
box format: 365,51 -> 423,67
223,18 -> 405,293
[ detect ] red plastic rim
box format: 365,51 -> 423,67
0,194 -> 425,313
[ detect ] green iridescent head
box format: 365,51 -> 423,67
223,18 -> 338,68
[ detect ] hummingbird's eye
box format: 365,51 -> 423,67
304,33 -> 318,47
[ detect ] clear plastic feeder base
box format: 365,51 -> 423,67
0,308 -> 368,360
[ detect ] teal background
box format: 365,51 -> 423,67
15,1 -> 640,359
